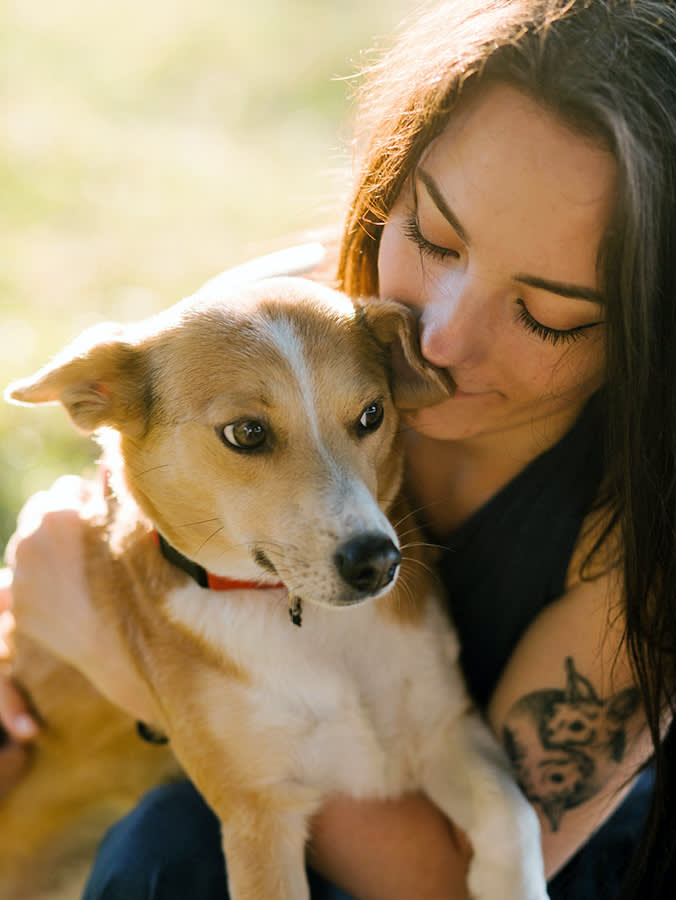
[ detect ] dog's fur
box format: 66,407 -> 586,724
3,277 -> 549,900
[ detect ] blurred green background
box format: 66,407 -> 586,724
1,0 -> 414,552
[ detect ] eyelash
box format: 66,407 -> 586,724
403,212 -> 597,347
514,300 -> 597,347
403,213 -> 459,262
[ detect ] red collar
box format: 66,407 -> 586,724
152,531 -> 285,592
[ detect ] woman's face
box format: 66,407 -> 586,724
378,83 -> 616,445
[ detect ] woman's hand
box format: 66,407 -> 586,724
309,791 -> 473,900
6,475 -> 102,662
6,475 -> 157,723
0,569 -> 39,798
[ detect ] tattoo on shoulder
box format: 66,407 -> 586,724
502,657 -> 640,832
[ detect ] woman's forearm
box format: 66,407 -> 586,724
309,791 -> 472,900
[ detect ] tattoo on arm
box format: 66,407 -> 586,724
502,657 -> 640,832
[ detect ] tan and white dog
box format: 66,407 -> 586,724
3,276 -> 549,900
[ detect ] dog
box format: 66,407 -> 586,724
3,276 -> 549,900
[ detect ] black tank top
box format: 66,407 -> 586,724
437,393 -> 605,709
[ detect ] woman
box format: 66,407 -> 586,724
2,1 -> 675,897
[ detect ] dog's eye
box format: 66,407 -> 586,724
357,401 -> 384,435
220,420 -> 267,451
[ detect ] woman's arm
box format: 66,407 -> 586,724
487,562 -> 655,879
308,540 -> 657,897
309,792 -> 472,900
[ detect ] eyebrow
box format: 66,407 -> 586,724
415,168 -> 605,305
512,273 -> 604,304
417,169 -> 470,245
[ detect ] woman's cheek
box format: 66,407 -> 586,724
378,220 -> 422,305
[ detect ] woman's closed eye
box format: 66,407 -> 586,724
402,208 -> 604,348
403,212 -> 460,263
515,299 -> 603,347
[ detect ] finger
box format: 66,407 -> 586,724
50,473 -> 95,505
0,675 -> 39,742
15,475 -> 96,533
6,476 -> 104,571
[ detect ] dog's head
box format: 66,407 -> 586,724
7,277 -> 453,608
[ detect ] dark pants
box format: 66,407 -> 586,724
81,780 -> 352,900
82,773 -> 653,900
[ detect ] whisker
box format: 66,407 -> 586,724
206,537 -> 306,570
175,517 -> 222,529
133,463 -> 171,478
400,554 -> 439,580
390,504 -> 428,531
196,526 -> 225,554
390,493 -> 457,530
395,525 -> 434,545
254,538 -> 304,559
400,538 -> 447,554
391,568 -> 419,613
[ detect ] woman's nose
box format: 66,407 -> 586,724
419,275 -> 494,369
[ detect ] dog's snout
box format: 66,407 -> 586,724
334,535 -> 401,596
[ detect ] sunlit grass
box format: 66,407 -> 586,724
1,0 -> 413,550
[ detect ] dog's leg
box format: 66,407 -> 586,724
419,710 -> 550,900
159,717 -> 319,900
222,802 -> 316,900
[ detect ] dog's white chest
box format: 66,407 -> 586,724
165,583 -> 463,798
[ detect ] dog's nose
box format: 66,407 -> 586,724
334,535 -> 401,595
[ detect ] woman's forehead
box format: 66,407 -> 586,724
422,83 -> 615,199
416,83 -> 616,286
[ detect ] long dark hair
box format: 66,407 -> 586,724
337,1 -> 676,894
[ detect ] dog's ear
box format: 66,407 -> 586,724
5,322 -> 150,436
358,298 -> 455,410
